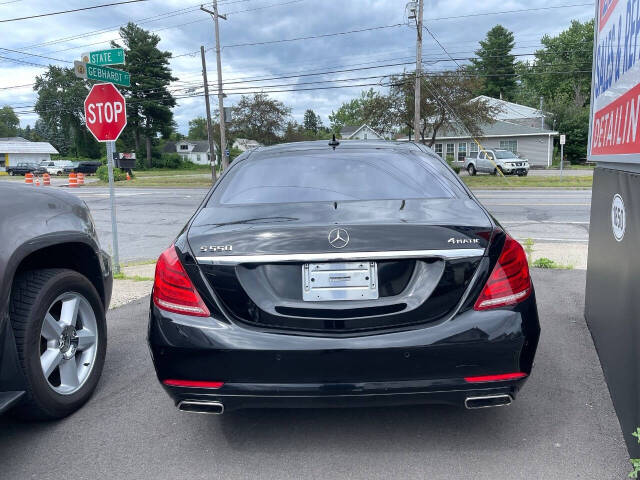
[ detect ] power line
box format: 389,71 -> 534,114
0,0 -> 150,23
424,2 -> 594,22
222,23 -> 404,49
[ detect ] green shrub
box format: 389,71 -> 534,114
446,159 -> 461,174
96,165 -> 128,182
151,153 -> 201,170
532,257 -> 557,269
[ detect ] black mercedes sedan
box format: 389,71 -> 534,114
148,140 -> 540,414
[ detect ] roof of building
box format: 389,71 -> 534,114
473,95 -> 544,121
0,136 -> 28,142
0,139 -> 58,154
164,140 -> 213,153
434,119 -> 557,139
340,124 -> 383,139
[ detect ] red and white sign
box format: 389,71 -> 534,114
589,0 -> 640,161
84,83 -> 127,142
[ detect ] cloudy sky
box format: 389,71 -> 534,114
0,0 -> 595,133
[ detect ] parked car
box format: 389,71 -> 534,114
464,149 -> 529,176
39,161 -> 64,176
0,184 -> 112,419
40,160 -> 75,176
63,161 -> 102,175
6,163 -> 46,176
148,140 -> 540,415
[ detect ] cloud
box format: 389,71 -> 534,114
0,0 -> 594,132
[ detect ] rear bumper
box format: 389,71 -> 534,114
148,294 -> 540,411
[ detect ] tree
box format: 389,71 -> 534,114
230,93 -> 290,145
516,20 -> 594,162
113,23 -> 177,167
33,66 -> 101,158
188,117 -> 208,140
519,20 -> 594,109
329,89 -> 394,137
303,109 -> 321,133
388,70 -> 498,145
470,25 -> 517,100
0,106 -> 19,137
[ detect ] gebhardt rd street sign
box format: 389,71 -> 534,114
74,61 -> 131,87
84,83 -> 127,142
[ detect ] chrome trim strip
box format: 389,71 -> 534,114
196,248 -> 485,265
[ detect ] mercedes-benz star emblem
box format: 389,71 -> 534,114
328,228 -> 349,249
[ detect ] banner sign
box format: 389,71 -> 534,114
589,0 -> 640,162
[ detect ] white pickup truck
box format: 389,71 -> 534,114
464,149 -> 529,176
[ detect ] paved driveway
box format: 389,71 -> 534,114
0,270 -> 628,479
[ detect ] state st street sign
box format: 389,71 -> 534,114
81,48 -> 125,67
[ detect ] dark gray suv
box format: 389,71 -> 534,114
0,183 -> 112,419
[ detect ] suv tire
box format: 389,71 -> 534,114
9,269 -> 106,420
467,164 -> 477,176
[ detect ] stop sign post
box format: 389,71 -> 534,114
84,83 -> 127,273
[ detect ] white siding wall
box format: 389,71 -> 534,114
7,152 -> 52,166
350,127 -> 382,140
433,135 -> 553,167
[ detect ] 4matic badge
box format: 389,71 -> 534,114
448,237 -> 480,245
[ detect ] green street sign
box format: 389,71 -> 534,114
86,63 -> 130,87
81,48 -> 125,66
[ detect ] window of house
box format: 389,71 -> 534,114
179,144 -> 189,151
499,140 -> 518,154
445,143 -> 455,162
434,143 -> 443,157
457,142 -> 467,162
470,142 -> 478,155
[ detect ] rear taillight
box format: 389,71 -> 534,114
474,234 -> 531,310
153,245 -> 210,317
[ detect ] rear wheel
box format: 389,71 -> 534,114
9,269 -> 106,420
9,171 -> 15,176
518,171 -> 528,177
467,164 -> 476,176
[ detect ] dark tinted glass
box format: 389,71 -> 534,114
210,149 -> 464,205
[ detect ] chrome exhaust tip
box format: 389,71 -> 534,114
177,400 -> 224,415
465,394 -> 512,409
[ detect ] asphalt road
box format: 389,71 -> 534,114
0,270 -> 628,479
69,187 -> 592,262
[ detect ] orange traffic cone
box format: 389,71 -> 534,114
34,177 -> 40,186
126,172 -> 131,181
25,172 -> 33,185
43,173 -> 51,186
77,172 -> 85,185
68,172 -> 77,188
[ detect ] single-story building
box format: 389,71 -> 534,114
473,95 -> 548,129
232,138 -> 262,152
340,125 -> 384,140
431,120 -> 558,168
163,140 -> 216,165
0,137 -> 58,173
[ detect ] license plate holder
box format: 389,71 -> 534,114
302,261 -> 378,301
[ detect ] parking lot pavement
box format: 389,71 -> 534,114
0,270 -> 628,479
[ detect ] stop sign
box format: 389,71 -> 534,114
84,83 -> 127,142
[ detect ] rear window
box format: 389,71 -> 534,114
209,149 -> 464,205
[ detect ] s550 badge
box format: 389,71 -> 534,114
448,238 -> 480,245
200,245 -> 233,252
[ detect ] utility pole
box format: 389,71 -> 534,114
200,45 -> 217,181
201,1 -> 229,170
413,0 -> 424,143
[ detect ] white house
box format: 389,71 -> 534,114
232,138 -> 262,152
395,97 -> 558,167
164,140 -> 216,165
339,125 -> 384,140
0,137 -> 58,173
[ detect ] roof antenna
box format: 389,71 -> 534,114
328,134 -> 340,149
